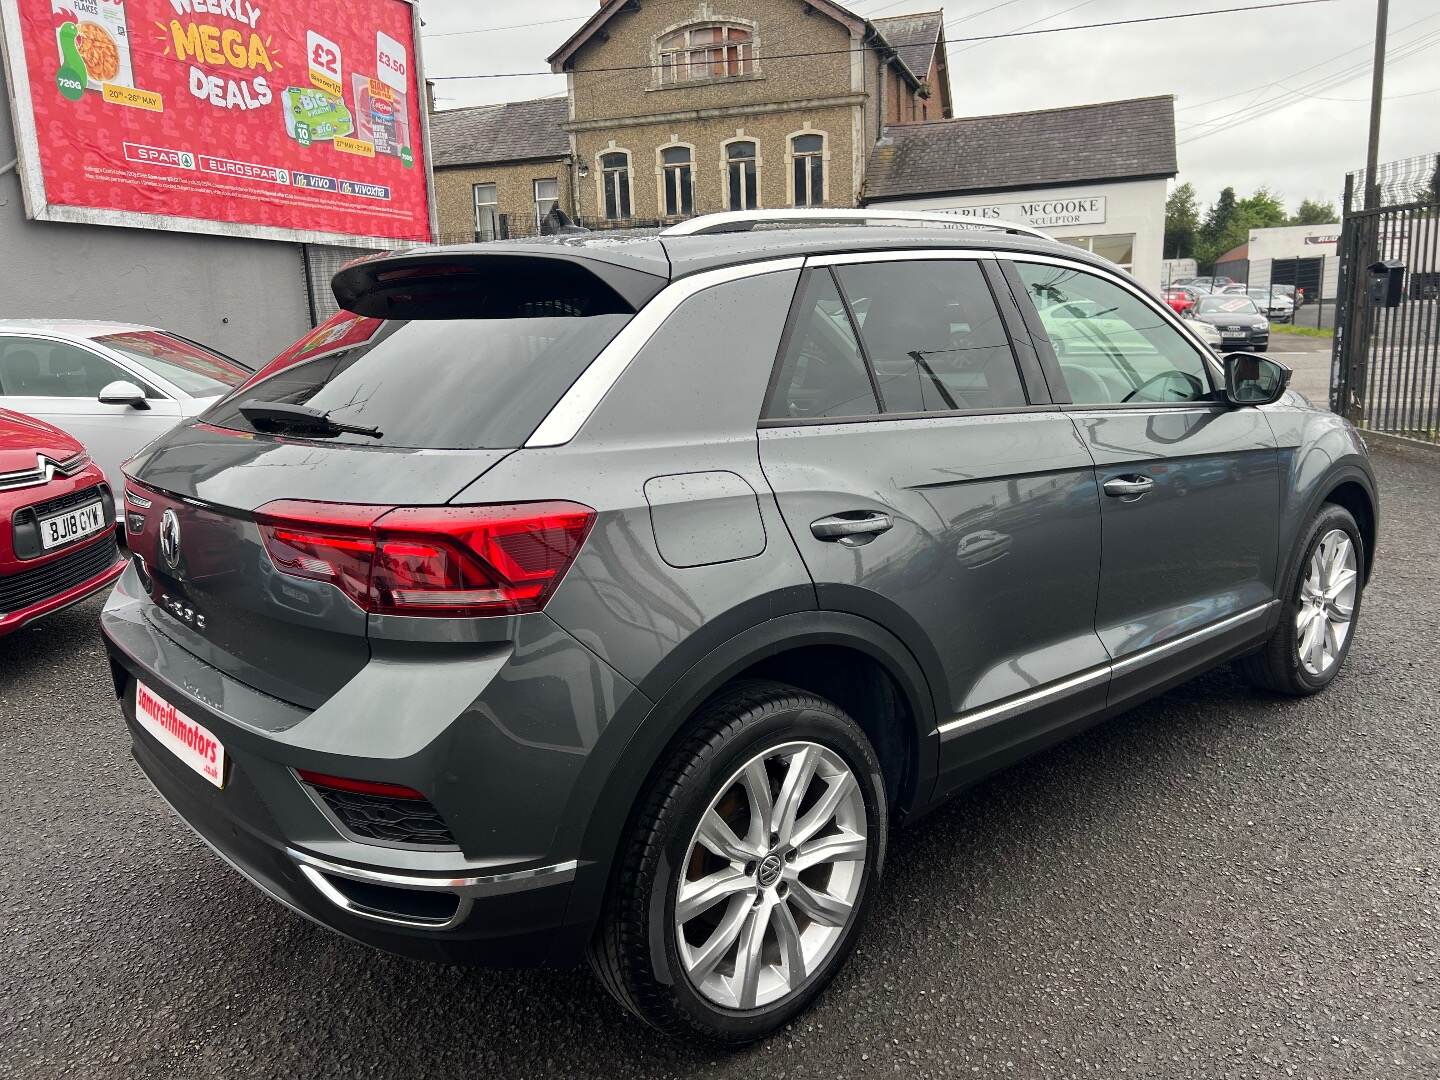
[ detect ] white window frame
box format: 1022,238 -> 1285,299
472,182 -> 499,241
656,141 -> 696,219
596,146 -> 635,222
654,20 -> 758,87
786,129 -> 829,208
721,136 -> 762,212
533,178 -> 561,230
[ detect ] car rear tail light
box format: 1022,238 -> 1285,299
255,500 -> 595,618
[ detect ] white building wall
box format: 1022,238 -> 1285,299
867,177 -> 1170,289
1248,224 -> 1341,261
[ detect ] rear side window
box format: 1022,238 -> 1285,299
763,271 -> 879,420
206,314 -> 631,449
835,261 -> 1028,414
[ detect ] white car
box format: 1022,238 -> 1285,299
1221,286 -> 1294,322
1186,317 -> 1225,351
0,320 -> 250,495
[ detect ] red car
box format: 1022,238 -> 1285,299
1164,287 -> 1198,316
0,408 -> 124,637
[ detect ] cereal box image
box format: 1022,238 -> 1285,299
52,0 -> 134,98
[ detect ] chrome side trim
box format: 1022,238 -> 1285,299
662,208 -> 1051,241
806,248 -> 1003,268
936,602 -> 1276,739
1110,601 -> 1277,673
524,257 -> 807,448
936,665 -> 1110,738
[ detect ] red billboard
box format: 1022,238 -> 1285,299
0,0 -> 434,244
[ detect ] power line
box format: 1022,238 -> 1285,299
423,13 -> 593,39
429,0 -> 1336,80
949,0 -> 1103,56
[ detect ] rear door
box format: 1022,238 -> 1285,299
757,253 -> 1109,793
1004,256 -> 1282,708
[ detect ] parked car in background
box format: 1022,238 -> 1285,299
1,407 -> 123,637
1222,286 -> 1294,323
0,321 -> 251,496
104,210 -> 1374,1044
1164,287 -> 1199,316
1187,316 -> 1225,351
1190,295 -> 1271,351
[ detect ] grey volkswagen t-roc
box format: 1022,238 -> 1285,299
104,210 -> 1378,1044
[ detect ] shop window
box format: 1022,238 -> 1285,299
473,183 -> 498,241
1061,234 -> 1136,273
792,134 -> 825,207
658,24 -> 754,85
600,151 -> 632,220
726,141 -> 758,211
661,146 -> 694,218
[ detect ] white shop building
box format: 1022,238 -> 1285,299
863,96 -> 1177,289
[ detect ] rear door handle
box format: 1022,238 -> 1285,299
1103,475 -> 1155,500
811,512 -> 894,544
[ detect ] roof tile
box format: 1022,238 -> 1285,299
429,97 -> 570,168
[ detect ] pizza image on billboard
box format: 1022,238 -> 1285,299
2,0 -> 433,244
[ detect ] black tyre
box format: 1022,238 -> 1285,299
1240,503 -> 1365,695
589,680 -> 887,1045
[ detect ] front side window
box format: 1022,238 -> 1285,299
836,261 -> 1028,413
0,335 -> 146,398
1016,263 -> 1213,406
473,183 -> 498,241
661,146 -> 694,218
533,178 -> 560,229
792,134 -> 824,207
600,152 -> 632,220
658,24 -> 753,85
726,141 -> 758,211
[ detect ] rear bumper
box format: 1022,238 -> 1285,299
0,538 -> 124,637
100,563 -> 641,966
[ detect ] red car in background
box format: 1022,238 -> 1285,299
1164,287 -> 1199,316
0,408 -> 123,638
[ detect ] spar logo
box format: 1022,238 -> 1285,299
138,684 -> 218,766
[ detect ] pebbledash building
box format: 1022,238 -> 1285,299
428,0 -> 1178,287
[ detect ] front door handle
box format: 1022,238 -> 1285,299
811,512 -> 894,545
1103,475 -> 1155,500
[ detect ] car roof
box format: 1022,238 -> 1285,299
358,224 -> 1126,287
0,318 -> 160,340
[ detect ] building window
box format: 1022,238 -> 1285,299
660,145 -> 694,218
791,133 -> 825,207
1061,234 -> 1136,273
600,151 -> 632,220
726,141 -> 758,211
473,183 -> 498,241
533,178 -> 560,229
658,24 -> 754,85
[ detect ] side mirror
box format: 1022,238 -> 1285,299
98,380 -> 150,409
1223,353 -> 1291,406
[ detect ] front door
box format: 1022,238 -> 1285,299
0,335 -> 181,493
756,256 -> 1110,794
1005,258 -> 1282,707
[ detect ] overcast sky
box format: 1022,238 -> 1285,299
418,0 -> 1439,215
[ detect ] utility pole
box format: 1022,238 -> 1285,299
1364,0 -> 1389,208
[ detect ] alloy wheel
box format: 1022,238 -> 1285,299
1296,528 -> 1358,677
674,741 -> 868,1010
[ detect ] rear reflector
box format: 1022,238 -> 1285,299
255,500 -> 595,618
296,769 -> 427,801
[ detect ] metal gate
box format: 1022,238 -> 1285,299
1331,161 -> 1440,445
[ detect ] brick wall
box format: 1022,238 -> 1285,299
433,159 -> 574,242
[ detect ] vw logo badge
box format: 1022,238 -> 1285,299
159,509 -> 182,571
757,853 -> 784,889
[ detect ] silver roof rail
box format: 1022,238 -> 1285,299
661,208 -> 1051,241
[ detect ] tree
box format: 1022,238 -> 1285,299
1236,187 -> 1287,229
1290,199 -> 1339,225
1164,182 -> 1201,259
1417,154 -> 1440,204
1197,187 -> 1243,268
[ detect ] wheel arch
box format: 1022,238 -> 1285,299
557,609 -> 939,949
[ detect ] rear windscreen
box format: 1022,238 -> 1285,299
204,314 -> 631,449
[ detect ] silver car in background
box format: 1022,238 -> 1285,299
0,320 -> 250,494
